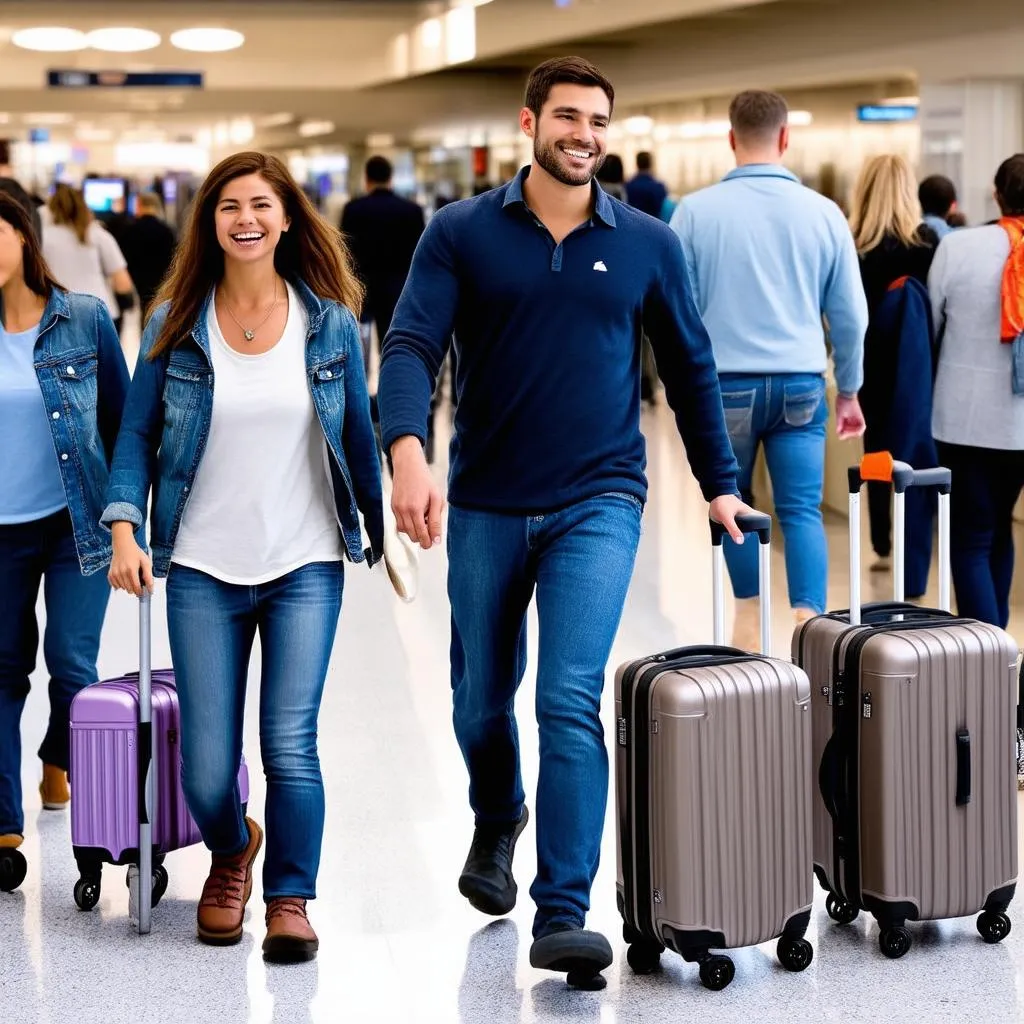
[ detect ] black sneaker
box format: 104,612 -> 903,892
530,921 -> 613,990
458,807 -> 529,916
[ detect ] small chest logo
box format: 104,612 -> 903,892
592,260 -> 608,272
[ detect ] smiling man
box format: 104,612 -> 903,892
377,56 -> 749,988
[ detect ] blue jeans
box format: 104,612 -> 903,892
936,442 -> 1024,628
447,493 -> 642,938
718,373 -> 829,614
0,509 -> 110,836
166,560 -> 343,900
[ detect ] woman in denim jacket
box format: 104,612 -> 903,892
0,192 -> 130,890
104,152 -> 383,962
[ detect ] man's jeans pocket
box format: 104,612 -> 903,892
604,491 -> 644,517
720,388 -> 756,439
782,379 -> 826,427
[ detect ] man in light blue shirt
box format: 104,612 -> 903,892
670,89 -> 868,648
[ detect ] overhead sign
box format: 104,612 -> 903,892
857,104 -> 918,123
48,70 -> 203,89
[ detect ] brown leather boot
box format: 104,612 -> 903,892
263,898 -> 319,964
40,763 -> 70,810
196,817 -> 263,946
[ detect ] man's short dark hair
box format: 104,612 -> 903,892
918,175 -> 957,217
636,152 -> 653,173
995,155 -> 1024,217
524,56 -> 614,118
365,155 -> 392,185
728,90 -> 788,143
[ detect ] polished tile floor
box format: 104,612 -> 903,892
3,388 -> 1024,1024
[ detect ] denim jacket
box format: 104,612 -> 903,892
7,288 -> 130,575
101,278 -> 385,578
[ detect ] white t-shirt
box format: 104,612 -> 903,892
171,282 -> 345,584
42,221 -> 126,318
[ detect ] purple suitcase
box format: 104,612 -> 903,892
69,596 -> 248,926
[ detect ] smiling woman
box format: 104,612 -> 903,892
101,150 -> 383,966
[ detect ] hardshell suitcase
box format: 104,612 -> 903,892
616,512 -> 814,991
69,595 -> 249,928
793,454 -> 1019,959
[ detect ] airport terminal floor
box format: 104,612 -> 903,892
3,324 -> 1024,1022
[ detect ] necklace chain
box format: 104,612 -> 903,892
221,281 -> 281,342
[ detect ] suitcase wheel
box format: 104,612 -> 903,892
777,937 -> 814,972
878,926 -> 912,960
977,911 -> 1011,944
74,876 -> 101,911
626,942 -> 663,975
698,955 -> 735,991
0,849 -> 27,893
826,893 -> 859,926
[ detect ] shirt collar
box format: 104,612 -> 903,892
503,165 -> 616,228
722,163 -> 800,185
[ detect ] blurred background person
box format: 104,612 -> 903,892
625,151 -> 668,218
595,154 -> 627,201
43,184 -> 135,338
120,191 -> 176,323
340,155 -> 425,378
918,174 -> 958,241
850,154 -> 939,593
930,154 -> 1024,629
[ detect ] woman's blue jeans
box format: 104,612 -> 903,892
166,560 -> 343,900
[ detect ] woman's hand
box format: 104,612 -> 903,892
108,522 -> 154,597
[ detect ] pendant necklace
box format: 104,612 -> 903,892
223,281 -> 280,342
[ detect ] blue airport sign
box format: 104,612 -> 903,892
857,104 -> 918,123
48,70 -> 203,89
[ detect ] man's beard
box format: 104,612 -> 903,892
534,136 -> 605,187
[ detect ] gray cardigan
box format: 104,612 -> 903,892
930,224 -> 1024,451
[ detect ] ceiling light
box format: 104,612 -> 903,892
298,120 -> 335,138
258,112 -> 293,129
12,27 -> 87,52
170,28 -> 244,53
86,27 -> 161,52
24,112 -> 74,125
76,126 -> 114,143
788,110 -> 813,127
623,116 -> 654,136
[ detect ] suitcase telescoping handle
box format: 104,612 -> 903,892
136,593 -> 155,936
710,511 -> 772,655
848,453 -> 952,626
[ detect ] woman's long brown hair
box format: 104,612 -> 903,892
49,183 -> 92,244
0,192 -> 62,298
148,151 -> 364,360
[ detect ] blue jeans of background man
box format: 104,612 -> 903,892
447,494 -> 642,938
718,373 -> 829,614
166,560 -> 343,900
936,441 -> 1024,628
0,508 -> 110,837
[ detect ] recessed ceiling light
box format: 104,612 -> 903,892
258,112 -> 294,129
86,27 -> 161,52
12,27 -> 87,52
170,28 -> 244,53
24,112 -> 74,125
298,120 -> 335,138
788,110 -> 813,126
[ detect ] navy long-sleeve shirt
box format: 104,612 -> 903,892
378,167 -> 738,513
